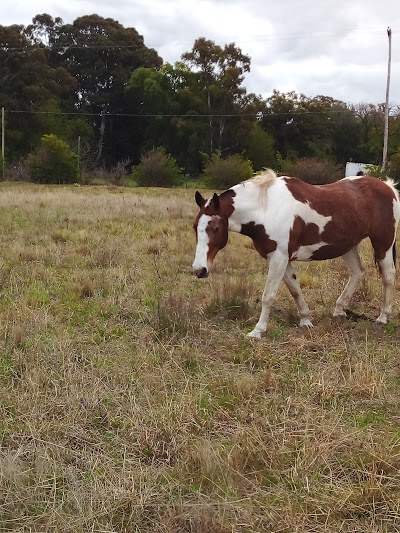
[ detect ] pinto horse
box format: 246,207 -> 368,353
192,169 -> 400,338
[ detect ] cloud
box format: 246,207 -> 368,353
2,0 -> 399,105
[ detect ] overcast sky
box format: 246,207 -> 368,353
3,0 -> 400,106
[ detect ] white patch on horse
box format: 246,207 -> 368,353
292,242 -> 327,260
192,214 -> 211,272
229,177 -> 331,261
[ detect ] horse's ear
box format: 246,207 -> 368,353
211,193 -> 220,209
195,191 -> 206,208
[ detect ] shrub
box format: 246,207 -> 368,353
388,151 -> 400,182
5,159 -> 30,182
26,134 -> 78,184
131,147 -> 182,187
362,159 -> 400,183
282,157 -> 343,184
202,153 -> 253,190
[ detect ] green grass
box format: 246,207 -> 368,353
0,181 -> 399,532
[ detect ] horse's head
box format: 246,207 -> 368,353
192,191 -> 229,278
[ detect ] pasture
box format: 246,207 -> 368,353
0,182 -> 400,532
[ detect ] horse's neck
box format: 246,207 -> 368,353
227,183 -> 261,233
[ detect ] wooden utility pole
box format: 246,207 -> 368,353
1,107 -> 4,180
77,135 -> 81,179
382,27 -> 392,173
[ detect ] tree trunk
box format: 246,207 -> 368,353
95,110 -> 106,164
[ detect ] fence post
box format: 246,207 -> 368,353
1,107 -> 4,180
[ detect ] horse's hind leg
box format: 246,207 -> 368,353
376,243 -> 396,324
283,262 -> 313,327
333,246 -> 366,318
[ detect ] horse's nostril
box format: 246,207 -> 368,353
195,267 -> 208,278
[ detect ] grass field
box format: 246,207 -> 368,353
0,182 -> 400,532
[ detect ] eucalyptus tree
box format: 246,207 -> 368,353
31,14 -> 163,165
0,21 -> 76,160
261,91 -> 362,164
182,37 -> 251,155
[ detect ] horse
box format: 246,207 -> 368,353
192,169 -> 400,338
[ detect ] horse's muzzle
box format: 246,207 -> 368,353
194,267 -> 208,278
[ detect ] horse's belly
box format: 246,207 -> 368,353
291,242 -> 329,261
294,240 -> 364,261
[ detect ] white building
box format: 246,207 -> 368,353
345,161 -> 368,177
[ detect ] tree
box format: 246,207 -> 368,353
126,62 -> 211,175
245,122 -> 276,171
38,14 -> 163,166
0,22 -> 77,160
261,91 -> 363,165
182,38 -> 251,154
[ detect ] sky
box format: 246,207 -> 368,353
3,0 -> 400,106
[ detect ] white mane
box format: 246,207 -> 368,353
249,168 -> 277,190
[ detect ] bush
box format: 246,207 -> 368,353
387,152 -> 400,182
26,134 -> 78,184
4,159 -> 30,182
202,153 -> 254,190
131,147 -> 182,187
364,164 -> 386,178
282,157 -> 343,184
361,159 -> 400,182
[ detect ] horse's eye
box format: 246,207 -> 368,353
213,226 -> 219,233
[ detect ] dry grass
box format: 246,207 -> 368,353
0,181 -> 400,532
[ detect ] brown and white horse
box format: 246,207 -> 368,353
192,169 -> 400,338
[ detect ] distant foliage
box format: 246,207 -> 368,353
131,147 -> 183,187
365,155 -> 400,183
364,164 -> 386,178
388,151 -> 400,182
203,153 -> 254,190
26,134 -> 78,184
282,158 -> 343,184
245,123 -> 276,171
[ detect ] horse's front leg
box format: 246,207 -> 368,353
283,262 -> 313,327
248,251 -> 289,339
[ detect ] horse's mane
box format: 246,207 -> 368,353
248,168 -> 277,190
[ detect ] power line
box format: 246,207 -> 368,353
2,26 -> 399,52
6,108 -> 366,118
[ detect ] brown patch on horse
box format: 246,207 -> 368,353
205,215 -> 229,260
288,217 -> 321,259
194,189 -> 235,218
240,222 -> 277,258
284,176 -> 397,262
193,190 -> 235,228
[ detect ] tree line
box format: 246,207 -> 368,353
1,13 -> 400,182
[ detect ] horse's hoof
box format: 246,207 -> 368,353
300,319 -> 314,328
247,330 -> 263,339
333,312 -> 347,321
